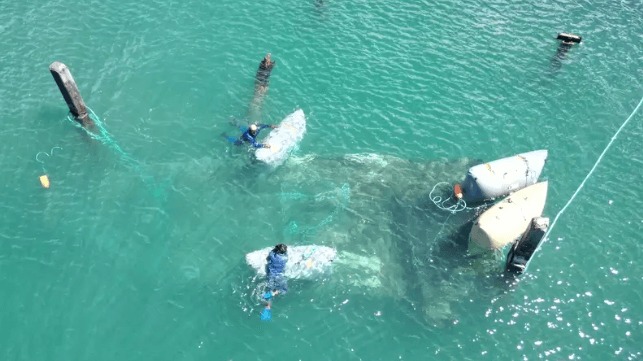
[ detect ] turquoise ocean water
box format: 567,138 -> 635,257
1,0 -> 641,359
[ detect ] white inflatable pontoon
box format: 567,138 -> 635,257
460,150 -> 548,203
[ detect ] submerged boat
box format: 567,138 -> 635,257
458,149 -> 548,204
506,217 -> 550,274
468,181 -> 548,255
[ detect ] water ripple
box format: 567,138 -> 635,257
1,0 -> 642,359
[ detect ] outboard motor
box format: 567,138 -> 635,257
506,217 -> 549,274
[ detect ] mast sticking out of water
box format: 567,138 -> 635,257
49,61 -> 94,128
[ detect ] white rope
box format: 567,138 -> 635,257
35,146 -> 63,172
429,182 -> 467,213
530,95 -> 643,264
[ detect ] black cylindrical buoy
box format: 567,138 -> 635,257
556,33 -> 582,44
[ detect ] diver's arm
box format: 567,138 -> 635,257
244,133 -> 264,148
258,123 -> 277,130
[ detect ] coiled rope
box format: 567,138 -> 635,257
429,181 -> 468,214
36,146 -> 63,172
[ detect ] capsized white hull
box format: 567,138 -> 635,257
468,181 -> 548,254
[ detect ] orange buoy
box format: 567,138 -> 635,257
453,183 -> 463,200
39,175 -> 50,189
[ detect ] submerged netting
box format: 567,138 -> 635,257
280,182 -> 351,242
66,108 -> 166,201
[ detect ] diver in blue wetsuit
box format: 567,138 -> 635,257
266,243 -> 288,295
241,123 -> 276,148
260,243 -> 288,321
